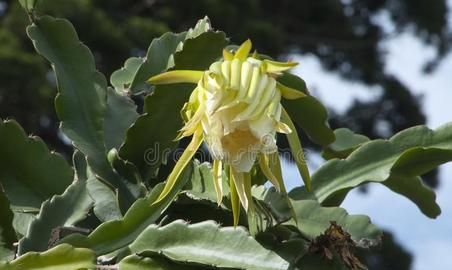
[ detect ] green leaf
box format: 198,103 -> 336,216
0,244 -> 95,270
183,161 -> 229,204
73,150 -> 123,222
61,164 -> 193,255
18,0 -> 38,11
26,16 -> 136,208
0,189 -> 16,262
119,30 -> 227,180
260,226 -> 353,270
291,123 -> 452,218
18,155 -> 93,254
110,57 -> 143,92
128,220 -> 290,270
0,120 -> 72,210
277,72 -> 308,95
184,16 -> 213,40
164,16 -> 214,69
12,212 -> 35,238
384,175 -> 440,219
297,253 -> 350,270
253,186 -> 381,248
256,225 -> 309,267
281,108 -> 311,190
252,186 -> 293,223
119,255 -> 200,270
0,231 -> 14,262
322,128 -> 370,160
285,200 -> 382,246
87,171 -> 123,222
104,88 -> 139,151
128,32 -> 186,94
279,73 -> 335,146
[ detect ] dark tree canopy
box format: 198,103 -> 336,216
1,0 -> 449,150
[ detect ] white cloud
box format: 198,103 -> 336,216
291,55 -> 382,114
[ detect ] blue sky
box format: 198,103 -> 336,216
283,3 -> 452,269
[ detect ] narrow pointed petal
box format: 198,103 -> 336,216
229,165 -> 241,227
223,49 -> 234,60
263,59 -> 298,73
153,128 -> 204,204
258,154 -> 281,191
148,70 -> 204,85
277,82 -> 307,100
234,39 -> 252,61
213,159 -> 224,205
281,107 -> 311,191
267,152 -> 285,193
231,167 -> 249,211
180,103 -> 206,137
243,172 -> 255,219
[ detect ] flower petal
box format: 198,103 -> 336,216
213,159 -> 224,205
180,102 -> 206,137
223,48 -> 234,61
234,39 -> 252,61
230,59 -> 242,90
262,59 -> 298,73
281,107 -> 311,191
243,171 -> 254,214
231,167 -> 249,211
153,128 -> 204,204
247,79 -> 277,120
249,120 -> 273,143
148,70 -> 204,85
229,165 -> 241,227
231,150 -> 258,173
277,82 -> 307,100
258,154 -> 281,191
221,60 -> 231,82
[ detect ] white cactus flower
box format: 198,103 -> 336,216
148,40 -> 310,225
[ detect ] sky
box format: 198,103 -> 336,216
282,4 -> 452,270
